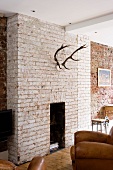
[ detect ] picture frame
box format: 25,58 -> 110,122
98,68 -> 111,87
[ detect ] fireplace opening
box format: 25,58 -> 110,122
50,102 -> 65,153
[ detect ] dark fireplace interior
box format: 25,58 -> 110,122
50,102 -> 65,152
0,109 -> 12,152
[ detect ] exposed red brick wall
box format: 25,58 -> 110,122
0,17 -> 7,110
91,41 -> 113,119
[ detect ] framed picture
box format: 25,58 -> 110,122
98,68 -> 111,87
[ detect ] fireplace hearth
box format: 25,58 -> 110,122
50,102 -> 65,152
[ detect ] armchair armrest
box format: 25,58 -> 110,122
76,141 -> 113,159
27,156 -> 46,170
70,146 -> 75,161
74,130 -> 108,145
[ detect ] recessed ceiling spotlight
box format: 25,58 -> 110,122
31,10 -> 35,12
95,32 -> 97,33
69,23 -> 72,25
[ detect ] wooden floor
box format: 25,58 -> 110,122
18,147 -> 72,170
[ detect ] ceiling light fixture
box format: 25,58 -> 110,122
31,10 -> 35,12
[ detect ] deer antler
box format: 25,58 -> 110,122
61,44 -> 87,69
54,44 -> 71,69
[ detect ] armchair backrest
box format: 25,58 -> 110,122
74,131 -> 108,145
109,126 -> 113,137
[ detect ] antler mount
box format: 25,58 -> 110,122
54,44 -> 86,70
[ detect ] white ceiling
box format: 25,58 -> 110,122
1,0 -> 113,46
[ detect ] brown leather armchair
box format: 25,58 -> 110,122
0,156 -> 46,170
27,156 -> 46,170
70,127 -> 113,170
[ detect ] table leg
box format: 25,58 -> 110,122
92,121 -> 93,131
97,122 -> 98,131
105,122 -> 107,134
100,123 -> 102,132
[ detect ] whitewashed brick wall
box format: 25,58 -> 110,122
7,14 -> 91,164
77,35 -> 91,129
7,14 -> 18,164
